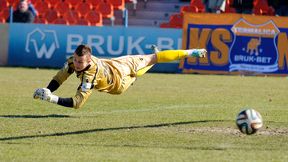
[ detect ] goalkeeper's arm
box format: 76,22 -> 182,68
47,79 -> 60,92
45,79 -> 74,107
34,83 -> 92,109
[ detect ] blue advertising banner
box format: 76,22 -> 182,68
8,23 -> 182,72
181,13 -> 288,76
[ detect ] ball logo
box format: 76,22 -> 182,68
25,28 -> 60,59
229,19 -> 280,72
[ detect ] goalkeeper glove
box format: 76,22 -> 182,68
33,88 -> 59,104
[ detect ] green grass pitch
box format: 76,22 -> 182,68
0,67 -> 287,161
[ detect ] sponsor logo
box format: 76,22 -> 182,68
25,28 -> 59,59
229,19 -> 280,72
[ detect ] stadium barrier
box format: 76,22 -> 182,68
3,23 -> 182,73
2,13 -> 288,75
0,24 -> 9,66
181,13 -> 288,76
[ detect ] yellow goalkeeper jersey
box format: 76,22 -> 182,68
52,55 -> 146,108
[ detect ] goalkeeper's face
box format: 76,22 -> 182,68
73,53 -> 91,71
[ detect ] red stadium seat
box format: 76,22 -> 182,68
169,14 -> 183,28
160,14 -> 183,29
1,17 -> 5,23
75,2 -> 93,17
226,0 -> 233,5
6,0 -> 14,4
63,9 -> 80,25
6,0 -> 17,8
181,5 -> 199,13
30,0 -> 38,3
9,1 -> 19,9
86,0 -> 102,8
55,1 -> 72,15
0,8 -> 10,20
34,15 -> 48,24
160,22 -> 181,29
0,0 -> 9,8
34,1 -> 51,15
30,1 -> 41,10
190,0 -> 205,13
224,0 -> 236,13
159,22 -> 172,28
44,0 -> 58,4
76,16 -> 91,26
1,9 -> 11,22
53,16 -> 69,25
96,1 -> 114,19
45,8 -> 60,23
66,0 -> 81,6
85,10 -> 103,26
224,6 -> 236,13
253,0 -> 274,15
109,0 -> 125,11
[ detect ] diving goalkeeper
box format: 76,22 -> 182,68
33,44 -> 206,109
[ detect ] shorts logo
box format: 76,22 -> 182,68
25,28 -> 60,59
229,19 -> 280,73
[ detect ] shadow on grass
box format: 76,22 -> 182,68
0,114 -> 74,118
0,120 -> 227,141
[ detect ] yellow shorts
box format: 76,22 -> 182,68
109,55 -> 149,94
112,55 -> 149,75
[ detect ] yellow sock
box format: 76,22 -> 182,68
156,50 -> 188,63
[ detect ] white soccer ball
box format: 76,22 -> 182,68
236,108 -> 263,135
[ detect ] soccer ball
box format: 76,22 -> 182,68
236,108 -> 263,135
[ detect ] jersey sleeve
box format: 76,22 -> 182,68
72,70 -> 95,109
72,88 -> 93,109
53,57 -> 74,85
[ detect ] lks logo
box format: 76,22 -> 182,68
25,28 -> 59,59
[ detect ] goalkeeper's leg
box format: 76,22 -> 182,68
136,46 -> 206,76
156,48 -> 206,63
136,45 -> 159,76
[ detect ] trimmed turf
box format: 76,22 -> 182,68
0,67 -> 287,161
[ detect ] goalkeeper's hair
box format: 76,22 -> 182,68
75,44 -> 92,56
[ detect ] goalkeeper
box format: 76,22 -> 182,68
33,44 -> 206,109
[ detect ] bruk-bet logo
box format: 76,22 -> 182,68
229,19 -> 280,73
25,28 -> 59,59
